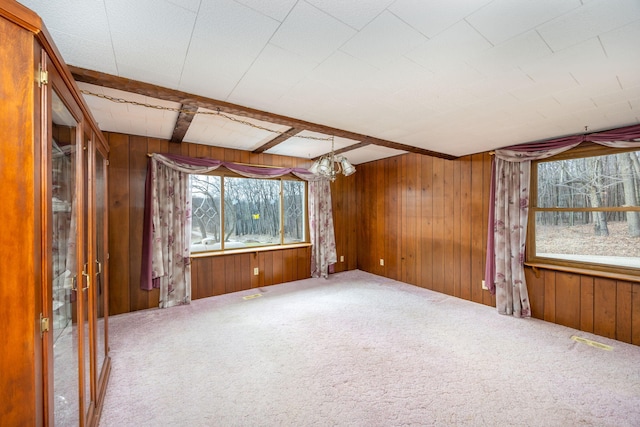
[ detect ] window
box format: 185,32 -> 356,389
190,173 -> 307,253
528,144 -> 640,275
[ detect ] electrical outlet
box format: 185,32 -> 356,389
340,255 -> 344,262
482,280 -> 488,290
253,267 -> 259,276
380,259 -> 384,266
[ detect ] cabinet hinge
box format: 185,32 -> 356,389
40,313 -> 50,335
38,65 -> 49,87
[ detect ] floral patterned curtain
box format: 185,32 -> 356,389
151,160 -> 192,308
141,153 -> 337,307
309,180 -> 337,278
492,159 -> 531,317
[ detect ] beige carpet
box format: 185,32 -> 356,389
99,270 -> 640,426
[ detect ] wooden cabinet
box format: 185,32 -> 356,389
0,1 -> 110,425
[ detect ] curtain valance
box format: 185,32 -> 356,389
494,123 -> 640,162
151,153 -> 322,181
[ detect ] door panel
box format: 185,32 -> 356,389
50,88 -> 81,427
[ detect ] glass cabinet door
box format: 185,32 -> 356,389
82,131 -> 94,424
51,89 -> 81,427
94,145 -> 108,391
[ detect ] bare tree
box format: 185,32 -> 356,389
618,152 -> 640,237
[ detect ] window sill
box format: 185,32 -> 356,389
524,262 -> 640,283
190,242 -> 311,258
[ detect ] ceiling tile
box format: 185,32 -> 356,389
227,43 -> 320,108
469,30 -> 552,75
20,0 -> 112,45
466,0 -> 581,45
389,0 -> 492,38
231,0 -> 297,21
537,0 -> 640,52
509,72 -> 579,102
405,20 -> 492,71
106,0 -> 197,86
165,0 -> 201,12
47,29 -> 118,75
306,0 -> 394,30
265,131 -> 358,159
341,145 -> 406,165
184,108 -> 290,150
178,0 -> 280,98
600,20 -> 640,62
308,51 -> 379,90
339,11 -> 427,69
19,0 -> 117,72
269,1 -> 356,63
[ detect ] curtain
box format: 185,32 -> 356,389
493,159 -> 530,317
141,153 -> 337,306
309,180 -> 337,278
152,161 -> 192,308
485,123 -> 640,317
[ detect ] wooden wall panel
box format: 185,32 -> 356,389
107,132 -> 356,313
357,153 -> 493,306
632,285 -> 640,345
357,151 -> 638,346
616,282 -> 632,344
579,276 -> 594,333
459,157 -> 472,301
107,133 -> 130,314
594,278 -> 617,339
554,272 -> 580,330
431,158 -> 445,293
419,155 -> 433,290
128,135 -> 149,311
470,154 -> 486,305
525,268 -> 545,319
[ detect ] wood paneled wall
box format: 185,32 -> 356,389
356,153 -> 496,307
356,152 -> 640,345
106,132 -> 357,315
526,269 -> 640,345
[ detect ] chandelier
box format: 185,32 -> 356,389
308,136 -> 356,181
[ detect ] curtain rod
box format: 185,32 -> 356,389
146,153 -> 310,169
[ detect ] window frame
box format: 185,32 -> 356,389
190,168 -> 310,256
527,142 -> 640,279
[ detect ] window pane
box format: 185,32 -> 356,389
224,177 -> 281,248
534,211 -> 640,268
283,180 -> 305,244
191,175 -> 222,252
537,151 -> 640,208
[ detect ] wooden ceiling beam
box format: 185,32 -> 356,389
170,104 -> 198,143
253,128 -> 303,153
69,66 -> 456,160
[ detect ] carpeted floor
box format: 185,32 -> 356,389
99,270 -> 640,426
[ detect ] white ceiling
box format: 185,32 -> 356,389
19,0 -> 640,161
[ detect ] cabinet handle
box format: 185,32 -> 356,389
82,263 -> 90,291
96,260 -> 102,275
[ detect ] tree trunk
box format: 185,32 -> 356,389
588,157 -> 609,236
194,216 -> 207,240
619,152 -> 640,237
